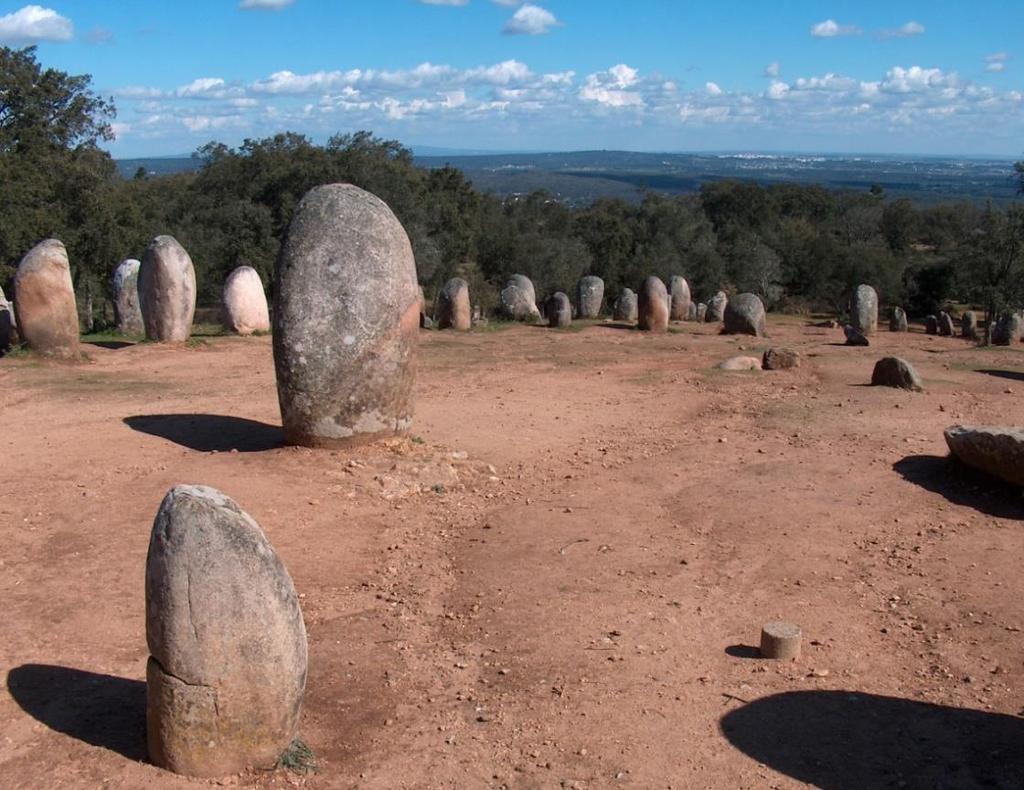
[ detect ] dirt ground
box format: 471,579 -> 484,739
2,316 -> 1024,790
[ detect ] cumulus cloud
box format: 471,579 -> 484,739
763,61 -> 780,78
503,4 -> 560,35
238,0 -> 295,9
985,52 -> 1008,73
0,5 -> 72,43
810,19 -> 861,38
705,81 -> 723,96
880,21 -> 925,39
579,64 -> 644,108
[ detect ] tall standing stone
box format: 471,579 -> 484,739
890,307 -> 908,332
507,274 -> 537,307
613,288 -> 638,322
706,291 -> 728,323
638,276 -> 669,333
687,302 -> 698,321
435,277 -> 471,331
274,184 -> 419,448
961,311 -> 978,340
938,311 -> 955,337
723,293 -> 767,337
139,236 -> 196,342
12,239 -> 79,357
993,313 -> 1023,346
113,259 -> 144,335
499,274 -> 540,322
547,292 -> 572,328
850,284 -> 878,336
925,315 -> 938,335
576,276 -> 604,319
696,303 -> 707,322
221,265 -> 270,335
669,276 -> 691,321
146,485 -> 307,778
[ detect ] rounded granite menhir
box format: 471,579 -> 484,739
139,236 -> 197,342
638,276 -> 669,332
273,183 -> 420,448
576,276 -> 604,319
13,239 -> 79,357
435,277 -> 471,331
547,292 -> 572,328
112,258 -> 144,335
222,265 -> 270,335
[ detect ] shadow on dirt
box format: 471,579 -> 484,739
84,341 -> 135,350
7,664 -> 146,761
976,368 -> 1024,382
720,690 -> 1024,790
893,454 -> 1024,519
124,413 -> 283,452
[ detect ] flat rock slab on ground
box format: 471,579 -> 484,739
944,425 -> 1024,487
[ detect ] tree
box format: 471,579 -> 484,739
962,204 -> 1024,344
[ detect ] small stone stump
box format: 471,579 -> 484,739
844,325 -> 870,346
146,485 -> 307,778
687,302 -> 697,321
139,236 -> 197,342
13,239 -> 79,357
436,277 -> 471,331
113,258 -> 144,334
576,276 -> 604,319
871,356 -> 923,391
763,348 -> 800,370
669,276 -> 691,321
706,291 -> 728,323
760,621 -> 801,660
613,288 -> 638,322
717,355 -> 762,371
637,276 -> 669,332
696,303 -> 707,322
222,265 -> 270,335
547,292 -> 572,328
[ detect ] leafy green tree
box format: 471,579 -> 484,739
961,203 -> 1024,344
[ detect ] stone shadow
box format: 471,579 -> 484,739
124,413 -> 283,453
976,368 -> 1024,383
720,690 -> 1024,789
84,340 -> 135,350
7,664 -> 146,761
893,454 -> 1024,519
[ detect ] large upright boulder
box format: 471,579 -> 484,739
992,313 -> 1022,346
961,311 -> 978,340
576,276 -> 604,319
112,259 -> 144,335
850,284 -> 878,335
889,307 -> 908,333
436,277 -> 471,331
706,291 -> 728,323
222,266 -> 270,336
139,236 -> 196,342
499,274 -> 540,322
938,311 -> 955,337
945,426 -> 1024,487
507,274 -> 536,307
613,288 -> 637,322
274,184 -> 419,448
723,293 -> 766,337
146,485 -> 307,777
925,315 -> 939,335
547,292 -> 572,328
669,276 -> 691,321
637,276 -> 669,333
12,239 -> 79,357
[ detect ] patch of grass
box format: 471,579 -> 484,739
1,343 -> 31,359
190,323 -> 229,338
186,336 -> 209,348
410,435 -> 426,445
81,331 -> 143,344
277,738 -> 317,774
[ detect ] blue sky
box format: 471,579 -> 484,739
4,1 -> 1023,157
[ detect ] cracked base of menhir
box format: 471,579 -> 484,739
145,485 -> 307,777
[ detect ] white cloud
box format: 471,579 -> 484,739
810,19 -> 861,38
766,80 -> 790,99
880,65 -> 958,94
705,81 -> 723,96
763,61 -> 780,78
880,21 -> 925,39
503,4 -> 560,35
0,5 -> 72,43
985,52 -> 1009,73
579,64 -> 644,108
239,0 -> 295,9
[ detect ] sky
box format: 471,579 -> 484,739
3,0 -> 1023,158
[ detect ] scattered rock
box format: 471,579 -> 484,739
844,325 -> 870,346
113,258 -> 144,335
938,311 -> 955,337
961,311 -> 978,340
763,347 -> 800,370
849,284 -> 878,335
871,356 -> 923,391
705,291 -> 728,323
613,288 -> 638,322
717,355 -> 762,371
273,183 -> 419,448
889,306 -> 908,333
221,265 -> 270,335
547,292 -> 572,328
944,425 -> 1024,487
575,276 -> 604,319
723,293 -> 766,337
146,485 -> 307,777
12,239 -> 79,357
669,276 -> 691,321
637,276 -> 669,333
435,277 -> 471,331
139,236 -> 197,342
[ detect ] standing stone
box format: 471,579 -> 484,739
0,286 -> 16,354
925,315 -> 938,335
613,288 -> 638,322
938,311 -> 955,337
992,313 -> 1022,346
222,266 -> 270,336
706,291 -> 728,323
871,357 -> 923,391
576,276 -> 604,319
274,184 -> 419,448
139,236 -> 197,342
696,303 -> 708,322
961,311 -> 978,340
944,426 -> 1024,487
723,293 -> 766,337
146,486 -> 307,778
435,277 -> 471,331
547,292 -> 572,328
889,307 -> 908,332
499,274 -> 541,322
687,302 -> 698,321
637,276 -> 669,333
418,286 -> 429,329
12,239 -> 79,357
850,284 -> 878,335
507,274 -> 537,307
844,325 -> 870,346
760,622 -> 802,660
669,276 -> 691,321
112,259 -> 144,335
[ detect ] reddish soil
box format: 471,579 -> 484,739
1,317 -> 1023,789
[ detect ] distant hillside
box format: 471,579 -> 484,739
116,156 -> 199,178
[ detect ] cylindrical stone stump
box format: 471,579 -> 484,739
273,183 -> 420,448
638,276 -> 669,333
436,277 -> 471,331
139,236 -> 197,342
760,621 -> 802,659
12,239 -> 79,357
547,292 -> 572,328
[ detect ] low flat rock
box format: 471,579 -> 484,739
222,265 -> 270,335
723,293 -> 766,336
547,292 -> 572,328
13,239 -> 79,357
871,356 -> 923,391
717,355 -> 762,371
762,348 -> 800,370
944,426 -> 1024,487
